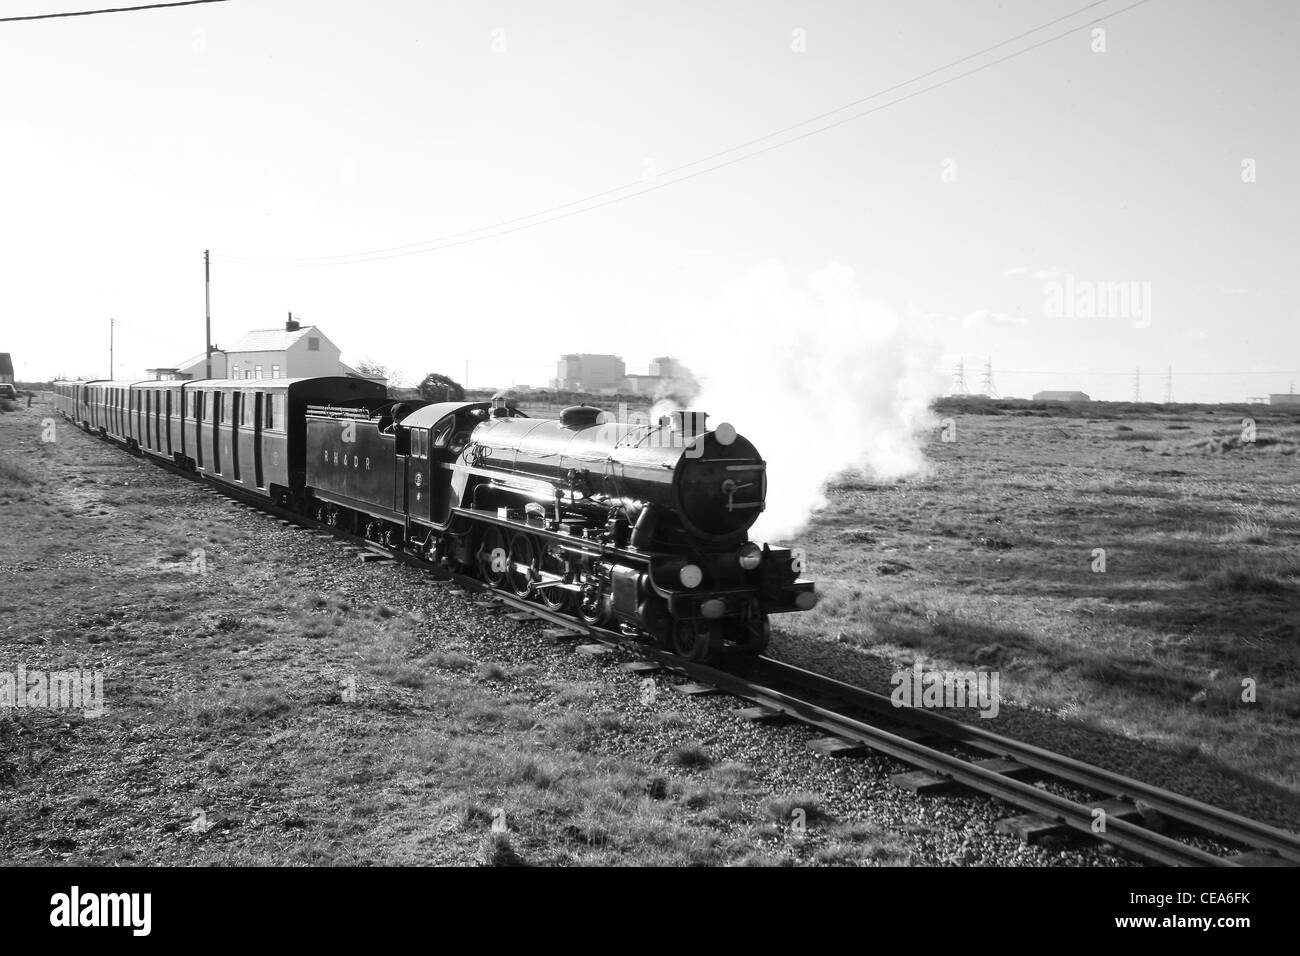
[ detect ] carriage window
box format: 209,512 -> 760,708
270,394 -> 284,428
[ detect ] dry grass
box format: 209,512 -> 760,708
793,408 -> 1300,792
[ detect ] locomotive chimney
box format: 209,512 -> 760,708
285,311 -> 300,332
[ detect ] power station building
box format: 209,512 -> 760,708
554,353 -> 627,393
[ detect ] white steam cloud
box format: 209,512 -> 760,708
659,263 -> 944,542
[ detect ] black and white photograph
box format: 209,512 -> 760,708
0,0 -> 1295,936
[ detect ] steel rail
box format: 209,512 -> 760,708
752,657 -> 1300,865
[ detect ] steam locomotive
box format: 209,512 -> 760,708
52,377 -> 816,661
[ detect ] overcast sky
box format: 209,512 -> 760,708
1,0 -> 1295,401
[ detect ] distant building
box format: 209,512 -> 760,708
148,349 -> 228,381
1033,390 -> 1091,402
554,353 -> 625,393
1269,393 -> 1300,406
148,316 -> 384,384
0,353 -> 13,385
648,356 -> 685,379
619,374 -> 662,396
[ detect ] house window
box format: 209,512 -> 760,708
254,365 -> 262,378
272,365 -> 280,378
307,338 -> 320,351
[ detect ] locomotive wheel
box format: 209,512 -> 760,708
479,526 -> 508,588
578,583 -> 612,627
671,621 -> 716,663
506,534 -> 536,597
746,618 -> 772,655
537,544 -> 572,611
638,597 -> 672,649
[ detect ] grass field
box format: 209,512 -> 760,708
784,399 -> 1300,796
3,393 -> 1294,865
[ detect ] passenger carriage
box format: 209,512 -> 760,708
186,377 -> 386,502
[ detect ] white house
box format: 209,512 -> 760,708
149,316 -> 385,384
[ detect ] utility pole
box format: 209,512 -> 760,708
109,317 -> 114,380
204,249 -> 212,379
1133,367 -> 1141,403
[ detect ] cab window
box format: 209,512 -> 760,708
432,417 -> 454,448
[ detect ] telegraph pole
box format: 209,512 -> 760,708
204,249 -> 212,379
109,317 -> 114,380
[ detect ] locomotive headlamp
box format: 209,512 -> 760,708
738,542 -> 762,570
679,564 -> 703,588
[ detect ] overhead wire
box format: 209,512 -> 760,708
216,0 -> 1153,267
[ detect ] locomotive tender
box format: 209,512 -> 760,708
52,377 -> 816,662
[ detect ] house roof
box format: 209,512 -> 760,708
0,353 -> 13,376
226,325 -> 328,354
174,350 -> 226,369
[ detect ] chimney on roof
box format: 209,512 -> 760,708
286,311 -> 300,332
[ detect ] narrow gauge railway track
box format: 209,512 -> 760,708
85,432 -> 1300,868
